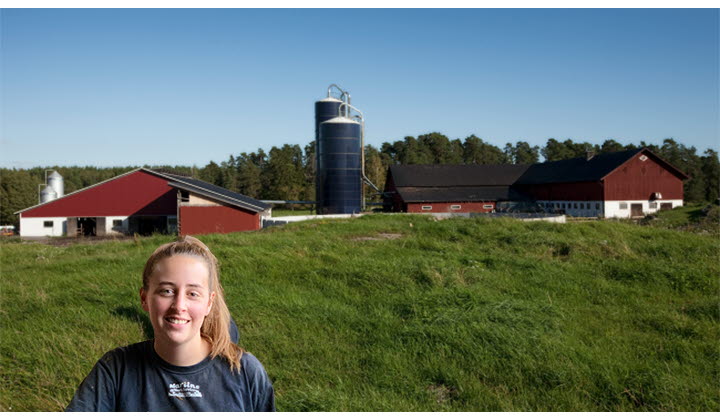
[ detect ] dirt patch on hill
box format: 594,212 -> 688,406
351,232 -> 403,241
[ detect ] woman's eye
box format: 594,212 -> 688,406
189,292 -> 200,298
159,289 -> 174,295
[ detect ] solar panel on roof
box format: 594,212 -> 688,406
164,175 -> 269,211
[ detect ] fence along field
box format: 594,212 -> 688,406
1,213 -> 718,411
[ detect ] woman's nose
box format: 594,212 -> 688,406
171,294 -> 187,310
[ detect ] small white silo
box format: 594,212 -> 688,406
47,170 -> 64,197
40,185 -> 57,203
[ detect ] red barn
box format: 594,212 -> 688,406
383,164 -> 530,213
16,168 -> 270,237
384,148 -> 688,218
513,148 -> 688,217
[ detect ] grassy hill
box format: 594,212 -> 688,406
1,215 -> 718,411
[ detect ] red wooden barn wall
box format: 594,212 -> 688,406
22,171 -> 176,217
407,202 -> 496,213
515,181 -> 604,201
179,205 -> 260,235
604,153 -> 684,200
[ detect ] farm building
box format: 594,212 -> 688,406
384,148 -> 688,218
383,164 -> 531,213
15,168 -> 270,237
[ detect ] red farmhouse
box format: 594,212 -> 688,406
16,168 -> 270,237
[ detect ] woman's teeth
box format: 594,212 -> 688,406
166,318 -> 189,324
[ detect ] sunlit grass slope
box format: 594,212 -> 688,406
1,215 -> 718,411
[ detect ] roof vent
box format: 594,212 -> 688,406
653,192 -> 662,200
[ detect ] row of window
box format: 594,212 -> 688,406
541,202 -> 669,211
43,219 -> 124,228
419,204 -> 494,211
541,202 -> 600,210
618,202 -> 662,210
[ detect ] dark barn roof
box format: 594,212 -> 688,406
387,164 -> 531,203
515,148 -> 689,185
389,164 -> 531,187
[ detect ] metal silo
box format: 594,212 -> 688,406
315,86 -> 347,213
40,185 -> 57,203
315,96 -> 343,143
47,170 -> 64,197
318,115 -> 362,214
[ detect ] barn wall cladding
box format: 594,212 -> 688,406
406,202 -> 496,213
22,171 -> 176,217
179,205 -> 260,235
603,152 -> 684,200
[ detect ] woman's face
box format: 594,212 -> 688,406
140,255 -> 215,349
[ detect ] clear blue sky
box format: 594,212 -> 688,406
1,8 -> 718,168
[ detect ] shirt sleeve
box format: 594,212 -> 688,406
241,353 -> 276,412
65,352 -> 117,412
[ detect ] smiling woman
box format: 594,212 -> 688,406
66,236 -> 275,412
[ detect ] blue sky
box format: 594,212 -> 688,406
1,8 -> 718,168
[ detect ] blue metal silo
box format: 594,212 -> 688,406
314,96 -> 343,211
318,115 -> 362,214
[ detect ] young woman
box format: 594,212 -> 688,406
66,236 -> 275,411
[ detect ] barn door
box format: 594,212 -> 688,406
660,203 -> 672,211
631,204 -> 644,217
67,218 -> 78,237
96,217 -> 106,236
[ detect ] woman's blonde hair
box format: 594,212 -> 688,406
142,235 -> 243,372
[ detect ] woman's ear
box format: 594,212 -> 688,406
206,292 -> 216,316
140,287 -> 149,312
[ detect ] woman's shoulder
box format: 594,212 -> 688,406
238,352 -> 269,378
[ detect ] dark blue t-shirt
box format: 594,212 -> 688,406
66,340 -> 275,412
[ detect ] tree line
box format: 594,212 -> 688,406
2,134 -> 718,226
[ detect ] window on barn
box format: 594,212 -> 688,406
573,203 -> 578,209
595,203 -> 600,210
483,204 -> 493,209
422,205 -> 432,210
649,202 -> 658,209
43,221 -> 53,228
580,203 -> 584,209
620,202 -> 628,209
113,220 -> 122,227
450,205 -> 461,210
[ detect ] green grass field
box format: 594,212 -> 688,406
1,213 -> 718,411
270,208 -> 315,217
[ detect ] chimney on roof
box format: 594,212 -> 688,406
586,149 -> 595,161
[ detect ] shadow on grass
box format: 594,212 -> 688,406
687,208 -> 706,223
112,305 -> 153,340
